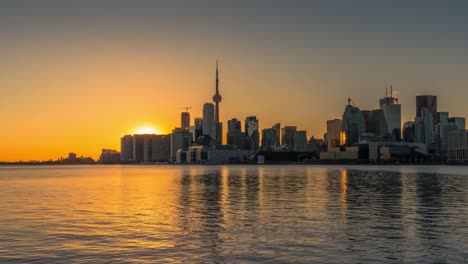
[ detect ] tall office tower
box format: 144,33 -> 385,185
403,121 -> 415,142
448,117 -> 466,130
416,95 -> 437,125
194,117 -> 203,140
435,112 -> 450,158
152,134 -> 170,162
228,118 -> 241,133
367,109 -> 388,137
170,128 -> 191,163
415,107 -> 434,150
120,135 -> 134,161
202,103 -> 215,145
292,131 -> 307,151
342,98 -> 365,146
379,86 -> 401,140
245,116 -> 259,153
326,119 -> 342,151
227,118 -> 247,149
212,61 -> 223,145
261,128 -> 278,151
143,135 -> 153,162
181,112 -> 190,130
133,134 -> 145,162
272,123 -> 281,145
281,126 -> 297,150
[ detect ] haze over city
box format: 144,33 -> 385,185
2,0 -> 468,161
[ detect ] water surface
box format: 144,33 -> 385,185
0,165 -> 467,263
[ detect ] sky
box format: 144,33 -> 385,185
1,0 -> 468,161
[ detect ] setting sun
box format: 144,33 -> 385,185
134,126 -> 160,135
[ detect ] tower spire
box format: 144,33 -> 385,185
216,60 -> 219,94
212,60 -> 222,146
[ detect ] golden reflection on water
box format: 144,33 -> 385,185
1,165 -> 466,263
340,169 -> 348,216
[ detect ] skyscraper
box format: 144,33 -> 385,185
261,128 -> 278,151
133,134 -> 145,162
281,126 -> 297,150
292,131 -> 307,151
272,123 -> 281,145
367,109 -> 388,138
414,107 -> 434,150
245,116 -> 259,153
181,112 -> 190,130
342,98 -> 365,146
170,128 -> 191,163
202,103 -> 215,145
416,95 -> 437,124
120,135 -> 133,161
152,135 -> 170,162
194,117 -> 203,140
212,61 -> 222,145
380,87 -> 401,140
227,118 -> 247,149
326,119 -> 342,151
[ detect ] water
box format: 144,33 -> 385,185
0,165 -> 467,263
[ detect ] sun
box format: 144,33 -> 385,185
133,126 -> 160,135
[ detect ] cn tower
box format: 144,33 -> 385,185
212,61 -> 222,145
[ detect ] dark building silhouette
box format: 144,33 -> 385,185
245,116 -> 259,153
416,95 -> 437,125
120,135 -> 133,161
281,126 -> 297,149
181,112 -> 190,130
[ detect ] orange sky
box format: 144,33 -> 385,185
2,2 -> 468,161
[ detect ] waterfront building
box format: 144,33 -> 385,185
202,103 -> 215,145
133,134 -> 145,162
99,149 -> 120,164
326,119 -> 342,151
143,135 -> 153,162
170,128 -> 191,163
120,135 -> 133,161
152,134 -> 170,162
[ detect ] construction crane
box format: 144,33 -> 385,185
178,107 -> 191,112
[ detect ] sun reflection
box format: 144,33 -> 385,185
340,169 -> 348,214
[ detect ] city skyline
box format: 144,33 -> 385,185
2,1 -> 468,161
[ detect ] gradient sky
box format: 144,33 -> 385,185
1,0 -> 468,161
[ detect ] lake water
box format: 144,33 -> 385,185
0,165 -> 467,263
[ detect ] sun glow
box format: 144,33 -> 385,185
134,126 -> 160,135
